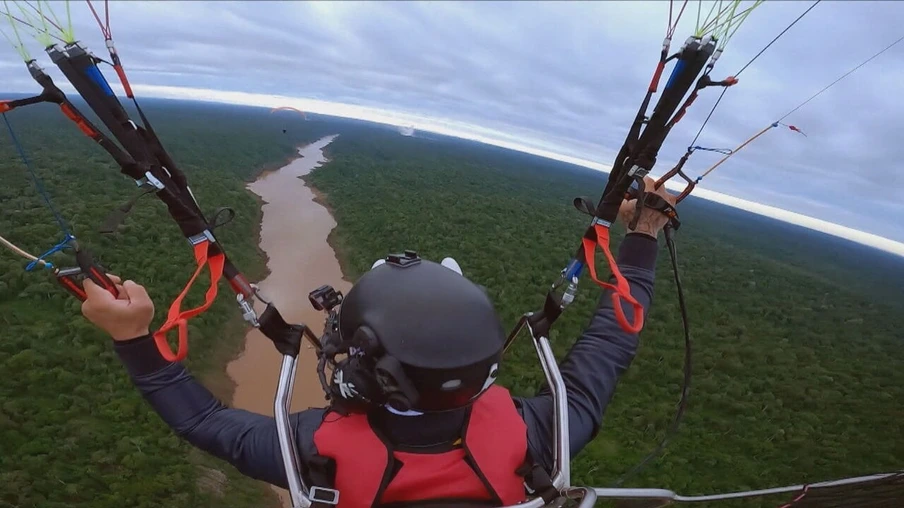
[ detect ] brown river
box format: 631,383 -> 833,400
225,135 -> 350,506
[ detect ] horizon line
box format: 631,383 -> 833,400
6,83 -> 904,258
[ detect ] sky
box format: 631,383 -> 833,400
2,1 -> 904,256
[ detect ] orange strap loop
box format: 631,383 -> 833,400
581,222 -> 645,334
153,239 -> 225,362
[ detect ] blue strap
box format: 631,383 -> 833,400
25,234 -> 75,271
563,258 -> 583,280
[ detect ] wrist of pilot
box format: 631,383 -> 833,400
627,226 -> 659,239
113,330 -> 151,343
113,331 -> 173,377
111,327 -> 151,342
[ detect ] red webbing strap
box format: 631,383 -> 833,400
59,103 -> 100,138
649,60 -> 667,93
581,222 -> 645,334
153,239 -> 225,362
113,64 -> 134,98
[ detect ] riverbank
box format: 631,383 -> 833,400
225,135 -> 350,506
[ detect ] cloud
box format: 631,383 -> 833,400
2,1 -> 903,244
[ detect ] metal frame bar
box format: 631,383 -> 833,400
518,314 -> 570,489
275,355 -> 309,508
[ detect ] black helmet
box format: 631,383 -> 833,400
336,251 -> 503,413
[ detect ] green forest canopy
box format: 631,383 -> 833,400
1,98 -> 902,507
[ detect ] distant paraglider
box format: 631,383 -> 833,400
271,106 -> 308,134
270,106 -> 308,120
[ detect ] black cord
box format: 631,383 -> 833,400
689,0 -> 822,147
612,225 -> 692,486
778,33 -> 904,123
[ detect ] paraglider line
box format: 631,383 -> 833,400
0,9 -> 65,44
738,0 -> 821,78
778,33 -> 904,122
694,29 -> 902,184
2,113 -> 72,236
667,0 -> 689,38
22,0 -> 63,34
85,0 -> 111,39
25,234 -> 75,271
690,0 -> 821,147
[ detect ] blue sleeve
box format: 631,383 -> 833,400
112,337 -> 325,489
514,233 -> 658,472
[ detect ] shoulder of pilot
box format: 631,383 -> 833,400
296,407 -> 329,458
511,395 -> 529,421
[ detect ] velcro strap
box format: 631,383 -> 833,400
152,240 -> 225,362
581,222 -> 644,334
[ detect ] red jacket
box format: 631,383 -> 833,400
313,385 -> 529,507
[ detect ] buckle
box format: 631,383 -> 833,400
187,230 -> 215,246
309,486 -> 340,505
236,294 -> 259,327
627,164 -> 650,178
138,171 -> 164,190
591,217 -> 611,228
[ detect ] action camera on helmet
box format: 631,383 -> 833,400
309,284 -> 343,312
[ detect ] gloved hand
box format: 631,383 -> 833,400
81,274 -> 155,341
618,176 -> 678,239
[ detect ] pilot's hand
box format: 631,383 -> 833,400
618,176 -> 678,239
81,274 -> 155,341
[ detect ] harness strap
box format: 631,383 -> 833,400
306,454 -> 339,508
581,222 -> 644,334
152,238 -> 225,362
516,455 -> 559,504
